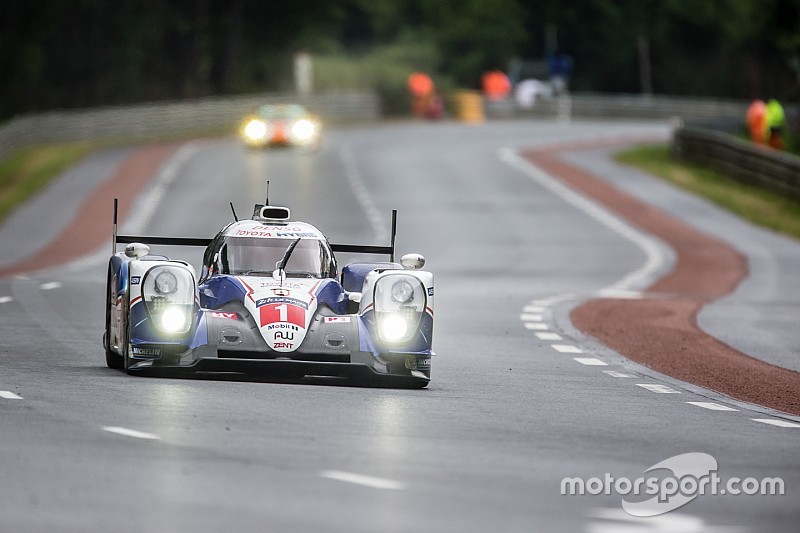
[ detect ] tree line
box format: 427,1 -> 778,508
1,0 -> 797,120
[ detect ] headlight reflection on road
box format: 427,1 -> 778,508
369,396 -> 410,461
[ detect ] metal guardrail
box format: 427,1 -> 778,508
672,127 -> 800,201
485,93 -> 750,123
0,91 -> 380,160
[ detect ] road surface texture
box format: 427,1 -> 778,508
0,120 -> 798,532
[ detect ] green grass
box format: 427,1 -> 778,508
614,144 -> 800,241
0,142 -> 97,223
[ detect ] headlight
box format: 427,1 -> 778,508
391,280 -> 414,304
141,265 -> 196,335
290,119 -> 317,142
154,271 -> 178,294
244,119 -> 267,140
373,275 -> 426,344
379,314 -> 409,341
160,306 -> 188,333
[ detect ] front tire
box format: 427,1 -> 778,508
105,265 -> 124,369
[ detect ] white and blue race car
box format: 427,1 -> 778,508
103,202 -> 434,387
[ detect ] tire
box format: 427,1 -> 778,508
104,265 -> 124,369
122,293 -> 133,373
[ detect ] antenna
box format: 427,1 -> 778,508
265,180 -> 270,205
230,202 -> 239,222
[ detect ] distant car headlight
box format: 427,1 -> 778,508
244,119 -> 267,141
373,275 -> 426,344
290,119 -> 318,142
141,265 -> 196,335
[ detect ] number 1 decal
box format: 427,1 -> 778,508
260,303 -> 305,327
276,304 -> 288,322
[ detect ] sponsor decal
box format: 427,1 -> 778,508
274,331 -> 295,340
209,312 -> 237,319
267,323 -> 299,331
234,229 -> 320,238
255,296 -> 308,309
417,357 -> 431,368
131,276 -> 141,285
427,287 -> 434,296
131,346 -> 160,356
273,342 -> 294,349
323,317 -> 351,323
272,288 -> 291,296
405,356 -> 431,370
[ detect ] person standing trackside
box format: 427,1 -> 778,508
765,98 -> 786,150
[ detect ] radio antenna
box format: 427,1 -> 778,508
265,180 -> 270,206
229,202 -> 239,222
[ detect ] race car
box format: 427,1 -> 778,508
103,200 -> 434,387
240,104 -> 321,148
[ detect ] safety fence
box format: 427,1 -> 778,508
0,91 -> 380,160
672,127 -> 800,201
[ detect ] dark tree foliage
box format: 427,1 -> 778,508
0,0 -> 798,120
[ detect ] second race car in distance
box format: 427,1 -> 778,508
240,104 -> 321,148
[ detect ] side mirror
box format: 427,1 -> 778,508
125,242 -> 150,259
400,253 -> 426,270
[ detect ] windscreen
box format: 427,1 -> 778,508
219,237 -> 333,278
258,105 -> 306,120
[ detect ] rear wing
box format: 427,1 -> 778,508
112,198 -> 397,261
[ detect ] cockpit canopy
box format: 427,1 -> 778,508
203,235 -> 336,279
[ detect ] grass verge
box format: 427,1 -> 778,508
614,144 -> 800,241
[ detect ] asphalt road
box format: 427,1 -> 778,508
0,119 -> 798,532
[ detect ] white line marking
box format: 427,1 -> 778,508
524,322 -> 549,330
752,419 -> 800,428
0,391 -> 23,399
602,370 -> 633,378
574,357 -> 608,366
0,296 -> 13,304
102,426 -> 161,440
39,282 -> 62,290
499,148 -> 666,294
531,299 -> 554,306
535,332 -> 563,341
637,383 -> 680,394
551,344 -> 583,354
519,313 -> 543,322
339,147 -> 388,242
687,402 -> 739,411
523,305 -> 546,313
319,470 -> 405,490
123,143 -> 201,235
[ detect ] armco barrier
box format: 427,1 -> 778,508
0,91 -> 380,160
673,127 -> 800,201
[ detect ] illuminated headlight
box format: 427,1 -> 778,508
141,265 -> 196,335
160,306 -> 188,333
373,275 -> 426,344
290,119 -> 317,142
244,119 -> 267,140
379,314 -> 409,341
